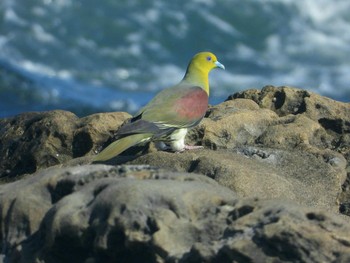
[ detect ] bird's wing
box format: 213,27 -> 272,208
115,119 -> 176,140
93,133 -> 152,161
138,85 -> 209,129
117,119 -> 160,136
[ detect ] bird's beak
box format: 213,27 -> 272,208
215,61 -> 225,70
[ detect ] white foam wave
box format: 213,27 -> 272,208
42,0 -> 72,9
31,24 -> 56,43
4,8 -> 27,26
19,60 -> 72,80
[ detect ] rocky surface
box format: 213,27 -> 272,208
0,85 -> 350,262
0,110 -> 130,179
1,164 -> 350,263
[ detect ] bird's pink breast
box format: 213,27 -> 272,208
174,88 -> 208,121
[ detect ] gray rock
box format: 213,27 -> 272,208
1,164 -> 349,263
126,147 -> 346,213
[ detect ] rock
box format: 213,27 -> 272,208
199,99 -> 279,150
184,200 -> 350,263
0,86 -> 350,261
73,112 -> 131,157
226,85 -> 350,215
1,164 -> 350,263
0,110 -> 130,179
121,86 -> 349,213
126,148 -> 346,213
228,85 -> 350,159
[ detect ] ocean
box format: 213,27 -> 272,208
0,0 -> 349,118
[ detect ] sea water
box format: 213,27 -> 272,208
0,0 -> 349,117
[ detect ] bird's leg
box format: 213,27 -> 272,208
175,145 -> 203,153
158,129 -> 204,153
157,141 -> 203,153
183,145 -> 204,150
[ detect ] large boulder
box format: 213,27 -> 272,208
1,164 -> 350,263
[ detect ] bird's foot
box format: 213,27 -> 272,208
175,145 -> 203,153
184,145 -> 204,150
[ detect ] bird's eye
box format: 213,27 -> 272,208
206,56 -> 212,61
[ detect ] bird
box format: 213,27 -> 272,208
93,51 -> 225,162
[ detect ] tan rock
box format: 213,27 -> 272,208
0,164 -> 349,262
0,110 -> 130,179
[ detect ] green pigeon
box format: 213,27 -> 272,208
94,51 -> 225,161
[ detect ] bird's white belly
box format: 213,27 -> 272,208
155,128 -> 188,151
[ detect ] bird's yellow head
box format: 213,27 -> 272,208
183,51 -> 225,95
189,52 -> 225,72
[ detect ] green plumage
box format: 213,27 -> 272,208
93,133 -> 152,162
93,52 -> 224,162
136,85 -> 208,128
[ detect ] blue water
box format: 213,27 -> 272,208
0,0 -> 349,118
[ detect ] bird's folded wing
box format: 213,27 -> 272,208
117,119 -> 161,136
138,85 -> 209,129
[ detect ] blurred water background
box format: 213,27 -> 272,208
0,0 -> 349,118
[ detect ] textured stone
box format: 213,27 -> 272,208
0,86 -> 350,262
1,164 -> 349,263
229,85 -> 350,156
126,147 -> 346,213
0,110 -> 130,179
227,85 -> 350,216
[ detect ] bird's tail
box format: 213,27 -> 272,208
93,133 -> 152,162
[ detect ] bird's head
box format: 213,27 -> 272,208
183,51 -> 225,95
189,52 -> 225,73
